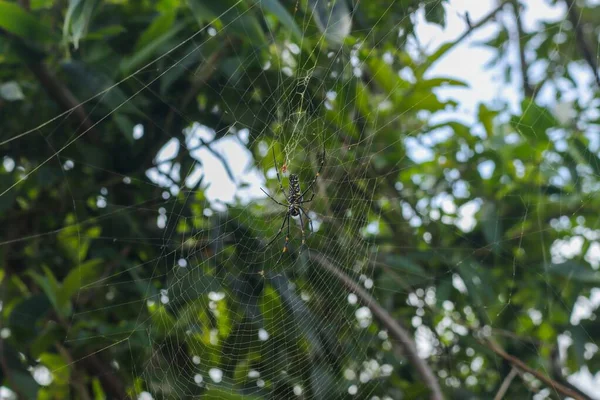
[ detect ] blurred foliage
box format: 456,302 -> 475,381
1,0 -> 600,399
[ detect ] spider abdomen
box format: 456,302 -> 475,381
287,174 -> 303,217
288,174 -> 302,200
289,174 -> 301,194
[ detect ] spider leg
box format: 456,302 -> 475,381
273,148 -> 288,197
264,213 -> 289,249
283,213 -> 291,253
297,209 -> 307,249
261,187 -> 287,207
299,193 -> 314,204
299,207 -> 314,236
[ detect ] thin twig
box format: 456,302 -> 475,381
158,45 -> 235,182
197,138 -> 236,183
307,251 -> 445,400
494,367 -> 518,400
482,339 -> 587,400
563,0 -> 600,88
455,1 -> 510,45
153,137 -> 236,183
511,0 -> 533,97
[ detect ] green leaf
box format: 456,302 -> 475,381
309,0 -> 351,45
28,267 -> 61,314
571,136 -> 600,177
415,77 -> 469,90
367,57 -> 409,95
480,202 -> 502,255
252,0 -> 302,42
63,0 -> 97,49
92,377 -> 106,400
58,258 -> 104,309
2,344 -> 39,399
220,318 -> 255,378
148,303 -> 177,337
355,81 -> 371,121
569,324 -> 587,368
537,321 -> 555,341
167,267 -> 220,306
0,1 -> 55,42
135,11 -> 177,51
112,113 -> 136,143
56,219 -> 100,263
310,364 -> 338,400
8,294 -> 51,338
416,42 -> 456,77
436,278 -> 453,308
401,90 -> 452,113
187,0 -> 266,45
428,120 -> 476,145
30,323 -> 64,358
457,259 -> 495,320
0,175 -> 17,213
159,41 -> 207,94
84,24 -> 126,40
546,261 -> 600,285
11,370 -> 39,400
270,274 -> 324,356
61,61 -> 142,117
510,99 -> 558,141
424,1 -> 446,27
477,25 -> 509,50
39,353 -> 70,385
120,23 -> 186,76
383,255 -> 427,276
478,103 -> 497,137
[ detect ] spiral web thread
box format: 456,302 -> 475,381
2,0 -> 595,398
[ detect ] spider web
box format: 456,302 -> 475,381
2,0 -> 600,399
122,8 -> 396,395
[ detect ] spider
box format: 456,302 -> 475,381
261,147 -> 325,253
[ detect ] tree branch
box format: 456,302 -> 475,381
511,0 -> 533,98
563,0 -> 600,88
26,62 -> 99,142
152,136 -> 236,183
494,367 -> 518,400
307,251 -> 445,400
26,62 -> 97,137
482,339 -> 587,400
